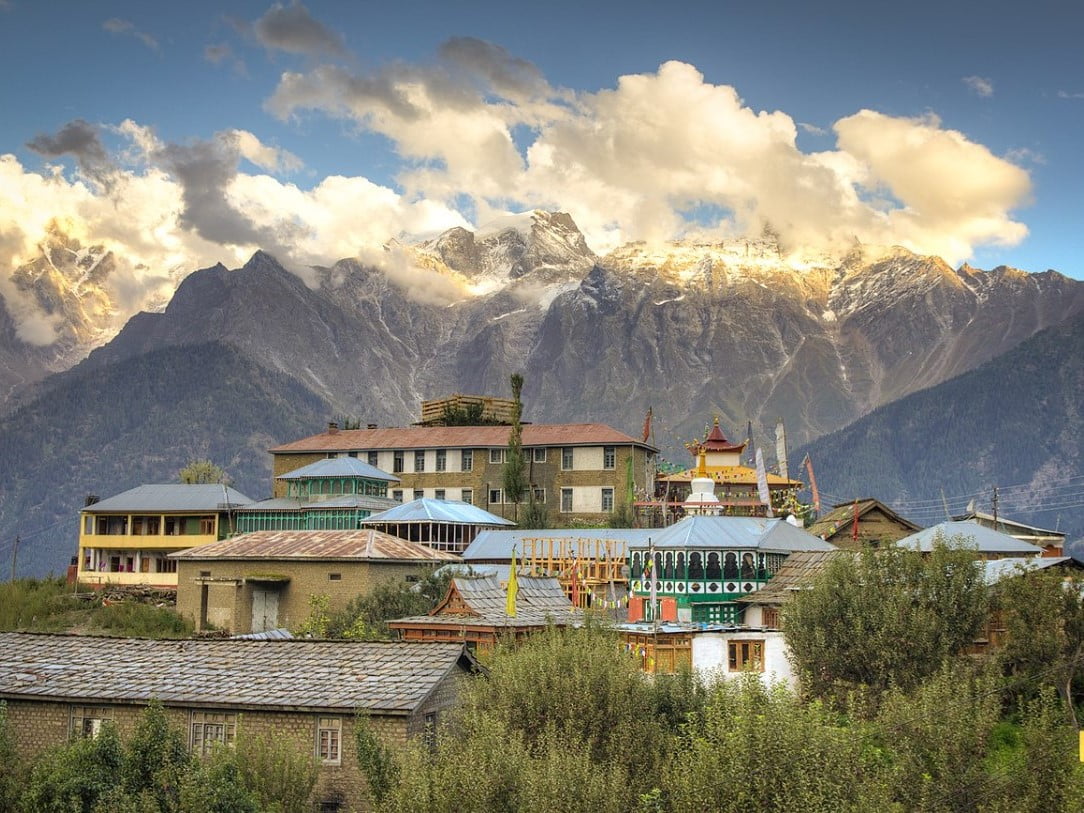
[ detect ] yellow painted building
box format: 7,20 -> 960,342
77,484 -> 252,589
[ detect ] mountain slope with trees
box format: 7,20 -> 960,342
0,342 -> 328,577
797,310 -> 1084,538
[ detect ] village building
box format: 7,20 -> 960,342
388,573 -> 580,653
807,498 -> 921,550
896,520 -> 1046,560
627,515 -> 836,624
641,418 -> 803,525
234,457 -> 400,533
0,632 -> 479,811
76,484 -> 253,590
359,497 -> 515,554
171,529 -> 459,634
461,528 -> 645,608
952,509 -> 1067,557
268,416 -> 657,527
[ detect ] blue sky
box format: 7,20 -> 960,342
1,0 -> 1082,295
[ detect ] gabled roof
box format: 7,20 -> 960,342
462,528 -> 650,561
738,550 -> 848,605
636,516 -> 836,552
808,498 -> 921,539
0,633 -> 475,714
83,484 -> 252,513
896,521 -> 1045,556
391,574 -> 578,628
270,423 -> 657,453
277,457 -> 399,483
170,529 -> 461,562
361,498 -> 515,527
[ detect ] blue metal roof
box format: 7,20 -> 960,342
361,498 -> 515,527
896,521 -> 1045,556
277,457 -> 399,483
83,484 -> 253,513
637,516 -> 835,552
462,528 -> 651,561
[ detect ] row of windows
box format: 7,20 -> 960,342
84,515 -> 216,536
346,446 -> 621,473
631,551 -> 785,581
70,707 -> 346,765
387,485 -> 616,513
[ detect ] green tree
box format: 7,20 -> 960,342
177,459 -> 230,485
355,716 -> 400,806
122,699 -> 190,813
178,746 -> 258,813
325,569 -> 451,639
0,703 -> 22,813
665,676 -> 895,812
783,540 -> 988,701
502,373 -> 528,522
875,660 -> 1003,812
22,722 -> 124,812
992,568 -> 1084,722
235,728 -> 318,813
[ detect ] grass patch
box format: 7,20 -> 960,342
0,578 -> 192,638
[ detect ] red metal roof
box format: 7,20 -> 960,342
693,418 -> 746,453
270,423 -> 656,453
171,529 -> 461,562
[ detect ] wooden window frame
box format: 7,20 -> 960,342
728,640 -> 765,673
317,717 -> 342,765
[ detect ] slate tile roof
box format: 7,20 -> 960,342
270,423 -> 656,453
170,529 -> 461,562
391,575 -> 581,628
737,550 -> 847,605
0,633 -> 473,714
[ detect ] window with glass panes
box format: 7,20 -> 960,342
317,717 -> 342,765
461,449 -> 473,471
561,448 -> 574,469
561,488 -> 573,512
603,446 -> 616,469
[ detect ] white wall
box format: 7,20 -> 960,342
691,630 -> 796,690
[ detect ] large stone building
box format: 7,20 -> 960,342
269,421 -> 657,526
0,632 -> 478,811
76,484 -> 252,589
171,529 -> 459,634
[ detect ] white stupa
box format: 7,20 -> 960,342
683,451 -> 721,516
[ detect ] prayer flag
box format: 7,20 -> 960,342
506,548 -> 518,617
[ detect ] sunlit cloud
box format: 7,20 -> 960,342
962,75 -> 994,98
102,18 -> 160,53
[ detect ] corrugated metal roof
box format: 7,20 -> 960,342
639,516 -> 836,552
231,628 -> 294,640
360,498 -> 515,527
83,484 -> 253,513
277,457 -> 399,483
983,556 -> 1076,584
0,633 -> 469,713
462,528 -> 651,561
896,521 -> 1045,555
170,530 -> 461,562
271,423 -> 657,453
237,495 -> 400,512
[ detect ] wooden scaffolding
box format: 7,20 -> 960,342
522,536 -> 628,609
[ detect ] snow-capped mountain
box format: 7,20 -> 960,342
5,209 -> 1084,577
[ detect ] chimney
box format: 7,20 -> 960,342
367,423 -> 377,430
327,421 -> 339,434
84,495 -> 100,507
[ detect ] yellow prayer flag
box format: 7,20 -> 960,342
506,549 -> 519,617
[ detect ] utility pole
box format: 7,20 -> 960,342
10,535 -> 18,581
992,486 -> 999,528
